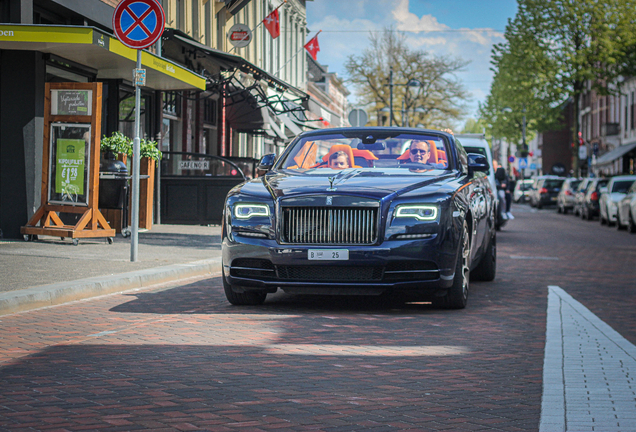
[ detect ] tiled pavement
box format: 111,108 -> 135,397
0,206 -> 635,431
541,286 -> 636,432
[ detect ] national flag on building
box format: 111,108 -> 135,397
263,9 -> 280,39
304,33 -> 320,61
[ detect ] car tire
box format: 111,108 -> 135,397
628,211 -> 636,234
563,206 -> 569,215
223,275 -> 267,306
557,205 -> 563,214
600,214 -> 607,225
617,217 -> 625,231
471,230 -> 496,282
433,220 -> 470,309
537,202 -> 543,210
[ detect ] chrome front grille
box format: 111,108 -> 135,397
282,207 -> 378,244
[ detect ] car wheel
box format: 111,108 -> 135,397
433,220 -> 470,309
563,206 -> 569,215
600,214 -> 606,225
557,204 -> 563,214
537,202 -> 543,210
628,211 -> 636,234
617,217 -> 625,231
223,274 -> 267,306
471,230 -> 496,282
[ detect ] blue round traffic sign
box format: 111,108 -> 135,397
113,0 -> 165,49
508,155 -> 515,163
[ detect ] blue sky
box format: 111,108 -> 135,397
305,0 -> 519,125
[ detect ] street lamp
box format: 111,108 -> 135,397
379,107 -> 390,127
386,67 -> 422,127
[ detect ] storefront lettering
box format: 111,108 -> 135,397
0,30 -> 15,37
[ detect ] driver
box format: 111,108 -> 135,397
409,141 -> 430,164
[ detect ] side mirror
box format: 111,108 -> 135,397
256,153 -> 276,176
467,153 -> 489,175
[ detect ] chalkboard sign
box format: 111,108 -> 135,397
50,89 -> 92,116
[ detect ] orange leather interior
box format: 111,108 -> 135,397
317,145 -> 361,168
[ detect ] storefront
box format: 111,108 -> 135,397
0,24 -> 205,239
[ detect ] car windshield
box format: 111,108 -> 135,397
278,132 -> 450,176
611,180 -> 634,193
544,180 -> 564,189
569,180 -> 581,190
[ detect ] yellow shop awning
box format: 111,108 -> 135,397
0,24 -> 205,91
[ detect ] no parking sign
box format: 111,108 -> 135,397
113,0 -> 165,49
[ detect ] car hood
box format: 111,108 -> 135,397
256,169 -> 455,201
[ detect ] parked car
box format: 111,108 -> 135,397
458,134 -> 506,231
616,179 -> 636,232
580,178 -> 609,220
222,127 -> 497,309
556,178 -> 582,214
529,176 -> 565,209
573,178 -> 594,216
599,175 -> 636,226
513,179 -> 534,203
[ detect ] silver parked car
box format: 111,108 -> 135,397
556,178 -> 582,214
599,175 -> 636,226
616,179 -> 636,232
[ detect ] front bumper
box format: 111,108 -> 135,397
222,235 -> 456,295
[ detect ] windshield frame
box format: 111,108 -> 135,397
273,128 -> 456,174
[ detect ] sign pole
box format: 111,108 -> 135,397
131,48 -> 141,262
112,0 -> 165,261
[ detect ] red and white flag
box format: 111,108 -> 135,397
304,33 -> 320,61
263,9 -> 280,39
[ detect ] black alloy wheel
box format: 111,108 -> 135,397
433,220 -> 470,309
222,273 -> 267,306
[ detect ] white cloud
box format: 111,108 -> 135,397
392,0 -> 450,33
410,36 -> 447,47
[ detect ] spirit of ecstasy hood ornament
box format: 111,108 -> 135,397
327,176 -> 337,191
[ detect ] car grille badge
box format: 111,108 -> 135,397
326,196 -> 333,206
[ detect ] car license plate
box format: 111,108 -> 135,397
308,249 -> 349,260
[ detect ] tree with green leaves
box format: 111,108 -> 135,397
481,0 -> 636,173
345,27 -> 469,129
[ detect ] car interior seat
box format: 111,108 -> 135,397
317,144 -> 361,168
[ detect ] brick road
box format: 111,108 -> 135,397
0,204 -> 634,431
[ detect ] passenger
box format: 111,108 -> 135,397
409,141 -> 431,164
328,151 -> 351,169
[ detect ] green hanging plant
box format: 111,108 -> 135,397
100,131 -> 132,156
139,138 -> 162,161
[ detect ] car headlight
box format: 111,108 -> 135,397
394,204 -> 438,221
234,203 -> 270,219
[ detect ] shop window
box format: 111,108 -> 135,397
163,92 -> 181,117
118,90 -> 150,140
203,98 -> 217,126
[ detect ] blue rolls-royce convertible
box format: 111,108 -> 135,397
221,128 -> 497,309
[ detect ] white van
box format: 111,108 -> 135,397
455,133 -> 504,229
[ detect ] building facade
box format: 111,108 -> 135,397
0,0 -> 339,238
